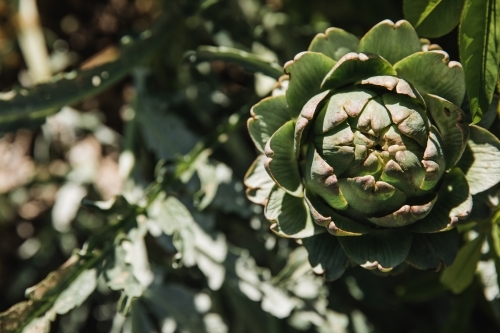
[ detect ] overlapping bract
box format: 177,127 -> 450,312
245,19 -> 500,278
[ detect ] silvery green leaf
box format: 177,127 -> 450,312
194,160 -> 232,210
51,269 -> 97,315
21,316 -> 50,333
103,243 -> 143,297
148,194 -> 194,235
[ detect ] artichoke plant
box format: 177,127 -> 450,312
245,19 -> 500,280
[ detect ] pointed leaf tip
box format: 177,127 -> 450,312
321,53 -> 396,90
308,27 -> 359,61
359,19 -> 421,64
284,52 -> 336,117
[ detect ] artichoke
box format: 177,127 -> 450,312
245,20 -> 500,280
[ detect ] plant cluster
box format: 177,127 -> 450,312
0,0 -> 500,333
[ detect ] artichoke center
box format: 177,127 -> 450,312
306,87 -> 445,216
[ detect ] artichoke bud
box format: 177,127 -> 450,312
304,79 -> 444,221
245,19 -> 499,276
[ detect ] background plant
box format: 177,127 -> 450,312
0,0 -> 500,332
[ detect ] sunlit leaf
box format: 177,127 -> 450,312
51,269 -> 97,315
403,0 -> 465,37
459,0 -> 500,123
148,194 -> 194,235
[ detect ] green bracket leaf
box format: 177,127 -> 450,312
405,229 -> 459,270
185,45 -> 284,79
264,120 -> 303,197
459,0 -> 500,123
338,229 -> 413,272
308,27 -> 360,61
302,233 -> 348,281
265,186 -> 318,238
358,20 -> 421,64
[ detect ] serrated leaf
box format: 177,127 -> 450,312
148,193 -> 195,235
0,15 -> 171,132
440,235 -> 484,294
194,160 -> 232,210
185,45 -> 283,79
148,193 -> 227,289
51,269 -> 97,315
459,0 -> 500,123
0,255 -> 98,333
403,0 -> 465,38
191,223 -> 227,290
103,240 -> 143,297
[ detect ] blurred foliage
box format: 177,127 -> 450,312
0,0 -> 500,332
